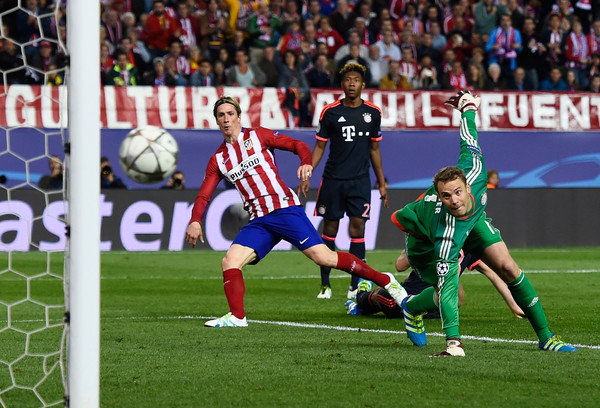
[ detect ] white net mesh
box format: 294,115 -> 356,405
0,1 -> 68,406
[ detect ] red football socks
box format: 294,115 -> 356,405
335,252 -> 390,287
223,268 -> 245,319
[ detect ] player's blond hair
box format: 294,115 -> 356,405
213,96 -> 241,119
338,62 -> 367,80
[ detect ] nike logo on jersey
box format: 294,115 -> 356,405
299,237 -> 309,245
222,157 -> 230,165
338,116 -> 346,122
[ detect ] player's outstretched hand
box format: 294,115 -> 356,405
297,164 -> 313,181
297,179 -> 310,198
185,221 -> 204,247
444,89 -> 480,112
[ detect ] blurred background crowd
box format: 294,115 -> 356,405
2,0 -> 600,98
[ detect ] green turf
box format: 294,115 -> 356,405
1,248 -> 600,407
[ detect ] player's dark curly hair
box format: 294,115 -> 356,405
433,166 -> 467,193
338,62 -> 367,80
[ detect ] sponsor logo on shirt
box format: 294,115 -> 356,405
227,153 -> 261,181
424,194 -> 438,202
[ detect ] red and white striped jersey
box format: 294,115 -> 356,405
190,127 -> 312,223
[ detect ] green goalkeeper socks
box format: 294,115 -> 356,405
507,271 -> 552,342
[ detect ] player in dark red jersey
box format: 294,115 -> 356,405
185,96 -> 407,327
298,62 -> 388,300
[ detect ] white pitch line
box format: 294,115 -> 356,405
176,315 -> 599,350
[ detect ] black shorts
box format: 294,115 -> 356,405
314,175 -> 371,220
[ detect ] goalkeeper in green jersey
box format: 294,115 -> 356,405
391,90 -> 577,356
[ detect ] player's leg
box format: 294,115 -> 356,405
318,219 -> 339,299
467,218 -> 577,351
206,217 -> 280,328
345,175 -> 372,297
315,178 -> 344,298
347,216 -> 366,298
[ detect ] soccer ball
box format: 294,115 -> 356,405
119,126 -> 179,184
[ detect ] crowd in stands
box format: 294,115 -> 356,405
2,0 -> 600,95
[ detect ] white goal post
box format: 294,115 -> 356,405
66,0 -> 100,406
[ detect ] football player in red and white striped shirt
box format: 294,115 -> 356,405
185,96 -> 407,328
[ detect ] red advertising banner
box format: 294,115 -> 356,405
0,86 -> 599,130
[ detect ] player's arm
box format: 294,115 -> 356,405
186,156 -> 222,247
474,261 -> 526,318
369,140 -> 388,207
297,139 -> 327,197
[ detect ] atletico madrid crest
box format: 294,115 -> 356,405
244,138 -> 253,150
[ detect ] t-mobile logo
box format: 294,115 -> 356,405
342,125 -> 356,141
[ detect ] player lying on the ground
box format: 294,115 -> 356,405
345,250 -> 525,319
185,96 -> 407,328
390,90 -> 577,356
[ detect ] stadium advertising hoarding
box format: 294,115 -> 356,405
1,189 -> 599,252
1,86 -> 600,131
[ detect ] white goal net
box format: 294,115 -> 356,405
0,1 -> 68,406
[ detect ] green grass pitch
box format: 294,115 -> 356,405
1,247 -> 600,407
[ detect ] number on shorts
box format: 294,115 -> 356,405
362,203 -> 370,218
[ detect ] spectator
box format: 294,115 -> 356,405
101,157 -> 126,189
355,1 -> 377,34
161,170 -> 186,190
199,0 -> 231,61
176,1 -> 200,54
565,68 -> 580,91
540,66 -> 568,91
574,0 -> 593,34
187,44 -> 202,74
430,21 -> 448,51
416,55 -> 440,90
518,17 -> 544,91
228,28 -> 250,58
226,48 -> 267,87
487,169 -> 499,189
396,2 -> 424,36
334,29 -> 369,64
212,59 -> 228,86
329,0 -> 356,39
443,2 -> 474,36
507,0 -> 525,32
303,0 -> 324,26
565,19 -> 590,90
442,60 -> 468,90
102,7 -> 125,47
235,0 -> 256,33
247,1 -> 283,64
258,46 -> 280,87
423,4 -> 442,34
588,52 -> 600,78
145,0 -> 181,60
217,48 -> 233,70
282,0 -> 302,28
302,21 -> 319,58
165,39 -> 190,80
116,36 -> 147,75
443,31 -> 473,65
190,59 -> 215,86
441,48 -> 457,73
376,30 -> 402,62
380,60 -> 413,90
108,50 -> 141,86
399,46 -> 419,87
126,27 -> 152,66
277,20 -> 304,56
509,66 -> 532,91
29,41 -> 55,84
143,57 -> 178,86
485,62 -> 508,90
417,32 -> 443,67
365,43 -> 388,88
588,20 -> 600,56
306,52 -> 335,88
473,0 -> 508,41
466,62 -> 486,90
163,54 -> 188,85
376,18 -> 400,43
353,17 -> 375,46
587,73 -> 600,92
278,49 -> 309,89
46,63 -> 63,86
316,16 -> 345,59
100,42 -> 115,85
38,155 -> 63,190
485,14 -> 522,76
16,0 -> 41,57
269,0 -> 286,21
541,13 -> 565,71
